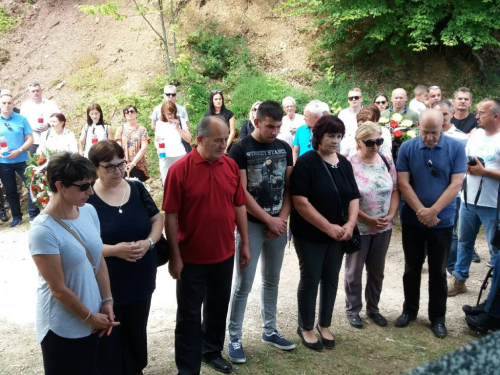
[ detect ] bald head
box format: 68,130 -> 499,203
196,116 -> 229,163
391,88 -> 408,111
418,109 -> 443,148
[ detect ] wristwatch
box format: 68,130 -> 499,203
147,237 -> 155,250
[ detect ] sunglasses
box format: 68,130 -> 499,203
361,138 -> 384,147
69,181 -> 96,191
375,101 -> 387,105
164,93 -> 177,97
99,161 -> 127,173
427,160 -> 438,177
124,110 -> 136,114
348,96 -> 360,101
211,89 -> 222,94
307,136 -> 312,148
4,122 -> 12,131
252,107 -> 258,111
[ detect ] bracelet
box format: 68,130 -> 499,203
18,148 -> 23,153
83,310 -> 92,322
102,296 -> 114,303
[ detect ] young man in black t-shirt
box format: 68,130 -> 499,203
227,101 -> 295,363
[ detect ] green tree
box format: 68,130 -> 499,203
78,0 -> 181,74
280,0 -> 500,62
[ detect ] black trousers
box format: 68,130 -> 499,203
294,237 -> 344,331
41,330 -> 99,375
175,255 -> 234,375
401,223 -> 453,323
97,296 -> 152,375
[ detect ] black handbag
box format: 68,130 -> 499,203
179,117 -> 192,153
156,234 -> 170,267
491,182 -> 500,252
321,159 -> 361,254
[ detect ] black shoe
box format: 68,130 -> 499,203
296,327 -> 323,351
472,249 -> 481,263
466,313 -> 500,334
463,302 -> 486,316
367,312 -> 388,327
347,314 -> 364,329
0,210 -> 8,222
315,324 -> 335,349
431,322 -> 447,338
202,356 -> 233,374
394,313 -> 416,327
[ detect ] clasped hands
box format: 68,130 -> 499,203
327,222 -> 354,241
113,241 -> 149,262
416,207 -> 440,227
264,216 -> 287,238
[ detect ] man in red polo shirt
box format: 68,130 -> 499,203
163,116 -> 250,375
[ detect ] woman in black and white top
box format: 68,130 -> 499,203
78,103 -> 114,157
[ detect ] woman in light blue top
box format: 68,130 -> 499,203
28,152 -> 119,375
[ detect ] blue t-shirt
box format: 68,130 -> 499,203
396,135 -> 466,228
0,112 -> 32,164
292,124 -> 313,156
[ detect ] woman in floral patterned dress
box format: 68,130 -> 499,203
344,121 -> 400,329
115,105 -> 149,181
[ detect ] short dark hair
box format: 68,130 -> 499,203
433,99 -> 453,111
122,105 -> 138,117
50,113 -> 66,128
87,103 -> 105,125
256,100 -> 284,121
47,152 -> 97,193
312,115 -> 345,151
88,140 -> 125,167
373,93 -> 388,103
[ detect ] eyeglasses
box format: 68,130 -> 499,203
4,122 -> 12,131
69,181 -> 96,191
124,110 -> 136,115
307,137 -> 312,148
348,96 -> 360,101
361,138 -> 384,147
164,93 -> 176,97
375,101 -> 387,105
211,89 -> 222,94
99,161 -> 127,173
427,160 -> 438,177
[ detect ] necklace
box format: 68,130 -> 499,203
99,180 -> 127,214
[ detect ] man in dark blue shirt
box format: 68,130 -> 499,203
395,109 -> 466,338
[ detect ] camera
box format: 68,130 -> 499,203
467,156 -> 485,166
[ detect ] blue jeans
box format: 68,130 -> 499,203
227,221 -> 287,340
0,161 -> 39,220
454,202 -> 499,281
447,197 -> 461,273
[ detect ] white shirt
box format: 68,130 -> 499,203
338,107 -> 361,153
37,128 -> 78,155
151,103 -> 189,123
81,123 -> 111,157
461,129 -> 500,208
278,114 -> 305,147
20,99 -> 60,145
154,118 -> 188,157
409,99 -> 427,115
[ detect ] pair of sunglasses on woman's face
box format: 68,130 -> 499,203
70,181 -> 96,192
361,138 -> 384,147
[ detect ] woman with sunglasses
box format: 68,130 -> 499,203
344,121 -> 400,329
204,90 -> 235,153
239,101 -> 262,139
373,93 -> 389,112
87,140 -> 163,375
78,103 -> 114,158
115,105 -> 149,181
154,100 -> 191,186
37,113 -> 78,155
28,152 -> 118,375
291,116 -> 360,351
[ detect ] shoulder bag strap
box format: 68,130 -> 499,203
320,158 -> 346,223
378,152 -> 390,171
45,212 -> 96,275
495,181 -> 500,231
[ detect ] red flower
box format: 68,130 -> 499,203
37,156 -> 47,165
390,121 -> 399,128
30,170 -> 34,178
394,130 -> 403,138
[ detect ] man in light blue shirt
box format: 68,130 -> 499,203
0,93 -> 36,226
292,101 -> 322,164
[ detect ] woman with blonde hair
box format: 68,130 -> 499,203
239,101 -> 262,139
344,121 -> 400,328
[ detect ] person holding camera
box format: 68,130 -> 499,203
449,98 -> 500,296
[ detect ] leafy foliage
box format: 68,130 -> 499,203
279,0 -> 500,61
0,5 -> 19,36
78,1 -> 126,21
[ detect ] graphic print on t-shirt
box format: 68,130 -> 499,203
246,149 -> 288,215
